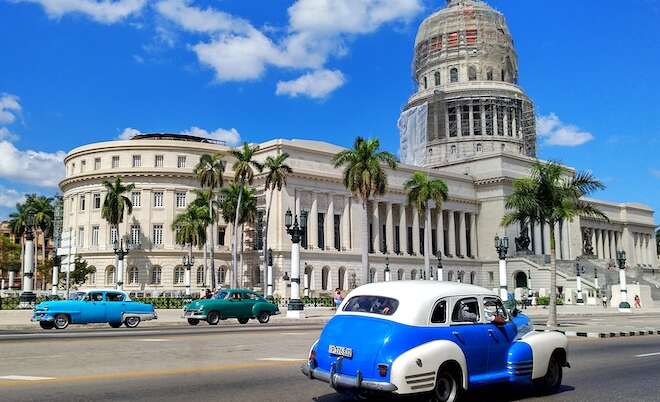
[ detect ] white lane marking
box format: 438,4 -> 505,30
258,358 -> 306,362
136,338 -> 169,342
0,375 -> 56,381
635,352 -> 660,358
278,332 -> 308,335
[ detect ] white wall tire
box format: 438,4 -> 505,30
124,316 -> 141,328
53,314 -> 69,330
257,312 -> 270,324
207,311 -> 220,325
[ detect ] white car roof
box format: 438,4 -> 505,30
337,281 -> 497,326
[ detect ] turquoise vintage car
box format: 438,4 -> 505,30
32,289 -> 157,330
183,288 -> 280,325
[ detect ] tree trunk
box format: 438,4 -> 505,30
424,205 -> 431,278
361,200 -> 369,285
208,196 -> 216,290
232,183 -> 244,288
262,188 -> 274,287
203,237 -> 208,286
547,222 -> 558,327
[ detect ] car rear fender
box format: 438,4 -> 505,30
519,331 -> 568,379
390,340 -> 467,395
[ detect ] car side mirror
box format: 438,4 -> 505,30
511,308 -> 519,317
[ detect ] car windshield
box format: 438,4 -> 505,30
68,292 -> 86,301
342,295 -> 399,316
213,291 -> 229,300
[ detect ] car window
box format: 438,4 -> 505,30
86,292 -> 104,302
342,296 -> 399,316
106,292 -> 125,302
451,297 -> 480,323
431,300 -> 447,324
229,292 -> 243,300
68,292 -> 86,301
244,293 -> 259,300
213,291 -> 228,300
483,297 -> 509,322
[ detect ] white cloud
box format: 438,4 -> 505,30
155,0 -> 423,95
276,69 -> 345,99
119,126 -> 241,145
0,93 -> 21,125
0,141 -> 66,188
119,127 -> 141,140
0,187 -> 25,208
0,127 -> 19,142
16,0 -> 147,24
651,169 -> 660,178
537,113 -> 594,146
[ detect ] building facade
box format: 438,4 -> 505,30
59,0 -> 659,301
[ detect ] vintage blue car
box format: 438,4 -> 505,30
302,281 -> 569,402
32,289 -> 157,330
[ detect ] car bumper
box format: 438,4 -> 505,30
31,313 -> 54,322
124,312 -> 158,321
182,311 -> 207,320
301,362 -> 397,392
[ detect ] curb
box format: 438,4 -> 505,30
536,328 -> 660,338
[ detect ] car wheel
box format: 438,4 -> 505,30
124,316 -> 141,328
256,312 -> 270,324
534,354 -> 562,395
432,367 -> 460,402
187,318 -> 200,326
109,322 -> 122,328
53,314 -> 69,330
237,317 -> 249,325
207,311 -> 220,325
39,321 -> 54,330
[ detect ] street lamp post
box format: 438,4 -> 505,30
19,212 -> 37,308
384,255 -> 391,282
527,269 -> 533,297
113,239 -> 129,291
182,254 -> 194,301
436,251 -> 443,281
593,267 -> 599,297
284,209 -> 307,319
303,263 -> 310,297
495,236 -> 509,301
266,248 -> 274,301
616,250 -> 631,312
51,252 -> 60,297
575,262 -> 585,305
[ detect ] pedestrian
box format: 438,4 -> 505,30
521,292 -> 528,310
205,289 -> 212,299
333,288 -> 343,310
602,295 -> 608,308
634,295 -> 641,309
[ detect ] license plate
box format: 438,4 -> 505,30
328,345 -> 353,358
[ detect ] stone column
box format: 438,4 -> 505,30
326,194 -> 334,250
309,192 -> 318,249
436,208 -> 445,257
469,213 -> 477,258
412,206 -> 420,255
591,229 -> 598,257
533,222 -> 542,255
447,210 -> 456,257
458,212 -> 467,258
648,234 -> 657,267
468,104 -> 474,137
399,204 -> 408,255
342,196 -> 351,250
605,230 -> 611,259
385,202 -> 394,254
372,201 -> 380,253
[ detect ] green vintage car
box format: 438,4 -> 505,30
182,289 -> 280,326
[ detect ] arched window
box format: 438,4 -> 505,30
515,271 -> 528,288
434,71 -> 441,86
321,266 -> 330,290
470,271 -> 476,285
447,271 -> 454,282
369,268 -> 377,283
86,266 -> 96,285
468,66 -> 477,81
450,68 -> 459,83
457,271 -> 464,283
486,67 -> 493,81
450,145 -> 457,155
338,267 -> 346,290
174,266 -> 185,285
196,266 -> 205,286
423,76 -> 428,89
105,266 -> 116,285
151,266 -> 162,285
501,69 -> 505,81
397,269 -> 404,280
411,269 -> 418,280
128,266 -> 139,285
476,143 -> 482,152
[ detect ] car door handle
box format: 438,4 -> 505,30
452,331 -> 465,343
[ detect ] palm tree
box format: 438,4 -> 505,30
229,143 -> 263,288
332,137 -> 398,285
262,153 -> 292,282
220,184 -> 258,287
172,206 -> 208,287
101,178 -> 135,246
404,172 -> 449,278
501,161 -> 607,327
193,154 -> 226,289
8,199 -> 30,276
27,195 -> 54,282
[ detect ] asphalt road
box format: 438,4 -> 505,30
1,326 -> 659,402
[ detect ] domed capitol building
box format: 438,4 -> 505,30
60,0 -> 658,303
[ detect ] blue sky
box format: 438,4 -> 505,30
0,0 -> 658,222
